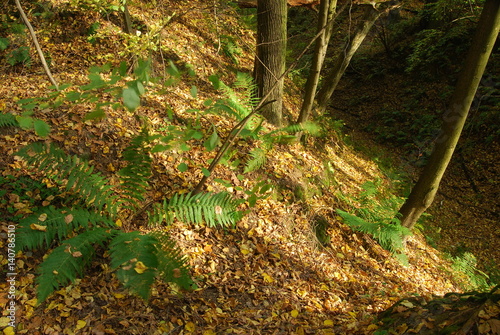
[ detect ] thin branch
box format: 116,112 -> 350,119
14,0 -> 59,90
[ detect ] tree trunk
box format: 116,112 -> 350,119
14,0 -> 59,90
296,0 -> 338,125
123,3 -> 134,35
316,4 -> 384,113
398,0 -> 500,230
254,0 -> 287,126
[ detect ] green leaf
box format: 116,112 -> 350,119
202,168 -> 210,177
203,130 -> 219,151
16,116 -> 33,129
190,85 -> 198,98
123,88 -> 140,111
66,91 -> 81,102
177,163 -> 188,172
0,37 -> 10,50
85,108 -> 106,120
33,119 -> 51,137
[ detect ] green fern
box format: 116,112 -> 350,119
109,232 -> 159,300
118,130 -> 152,209
0,112 -> 19,128
17,143 -> 119,216
16,206 -> 116,252
336,209 -> 411,256
151,231 -> 192,290
150,192 -> 240,228
209,72 -> 258,121
244,147 -> 267,173
36,227 -> 116,302
109,231 -> 192,299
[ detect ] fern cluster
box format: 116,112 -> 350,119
336,180 -> 411,263
13,134 -> 242,303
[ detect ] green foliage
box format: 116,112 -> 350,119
220,35 -> 242,65
118,130 -> 152,209
208,72 -> 259,122
7,45 -> 31,66
0,112 -> 19,128
367,108 -> 441,165
150,192 -> 241,228
337,180 -> 411,263
17,143 -> 120,216
336,209 -> 410,260
450,252 -> 493,291
36,228 -> 115,302
12,135 -> 198,303
16,207 -> 115,252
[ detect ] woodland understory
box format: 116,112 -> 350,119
0,0 -> 499,334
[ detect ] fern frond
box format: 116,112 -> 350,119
0,112 -> 19,128
150,192 -> 240,228
118,131 -> 152,209
109,232 -> 159,300
17,143 -> 119,216
209,72 -> 258,121
150,231 -> 192,290
36,227 -> 115,302
244,147 -> 267,173
265,121 -> 321,143
336,209 -> 410,254
16,206 -> 116,252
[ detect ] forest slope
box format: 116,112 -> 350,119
0,1 -> 489,334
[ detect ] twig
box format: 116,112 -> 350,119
14,0 -> 59,90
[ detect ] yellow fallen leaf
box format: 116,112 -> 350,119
324,319 -> 334,326
203,330 -> 216,335
0,317 -> 11,327
185,321 -> 195,332
134,261 -> 148,274
75,320 -> 86,330
262,272 -> 274,283
38,213 -> 48,222
290,309 -> 299,317
114,293 -> 125,299
115,219 -> 122,227
30,223 -> 47,231
3,326 -> 15,335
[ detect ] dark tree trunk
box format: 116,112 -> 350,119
398,0 -> 500,230
296,0 -> 338,125
254,0 -> 287,126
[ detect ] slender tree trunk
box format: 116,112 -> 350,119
254,0 -> 287,126
14,0 -> 59,90
398,0 -> 500,230
123,3 -> 134,35
296,0 -> 338,124
316,4 -> 384,113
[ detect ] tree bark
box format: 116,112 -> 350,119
316,4 -> 385,113
296,0 -> 338,125
398,0 -> 500,230
14,0 -> 59,90
254,0 -> 287,126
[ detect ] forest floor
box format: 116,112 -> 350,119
0,1 -> 498,334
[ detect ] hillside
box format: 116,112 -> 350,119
0,1 -> 497,334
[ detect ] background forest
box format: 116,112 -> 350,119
0,0 -> 499,334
